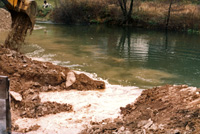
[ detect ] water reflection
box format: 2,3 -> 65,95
165,31 -> 169,50
116,28 -> 149,61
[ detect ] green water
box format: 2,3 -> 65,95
1,24 -> 200,88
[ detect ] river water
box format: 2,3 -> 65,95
1,23 -> 200,133
20,24 -> 200,88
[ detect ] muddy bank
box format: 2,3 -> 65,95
0,45 -> 105,132
81,85 -> 200,134
0,8 -> 105,132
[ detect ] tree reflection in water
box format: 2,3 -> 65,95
117,27 -> 131,59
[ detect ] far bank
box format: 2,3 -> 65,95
35,0 -> 200,33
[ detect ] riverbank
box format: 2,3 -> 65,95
0,44 -> 105,132
50,0 -> 200,32
2,44 -> 200,133
0,8 -> 105,132
0,40 -> 105,131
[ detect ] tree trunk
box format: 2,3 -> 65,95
166,0 -> 173,31
118,0 -> 134,25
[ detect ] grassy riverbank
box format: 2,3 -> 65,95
37,0 -> 200,32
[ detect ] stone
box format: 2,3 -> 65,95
143,119 -> 153,129
10,91 -> 22,101
66,71 -> 76,88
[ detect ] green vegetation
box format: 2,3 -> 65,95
35,0 -> 55,20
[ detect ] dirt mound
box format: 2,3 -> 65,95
0,46 -> 105,90
0,45 -> 105,132
0,8 -> 11,31
81,85 -> 200,134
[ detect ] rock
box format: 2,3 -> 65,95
66,71 -> 76,88
10,91 -> 22,101
143,119 -> 153,129
149,123 -> 157,130
138,119 -> 153,129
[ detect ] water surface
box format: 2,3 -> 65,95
1,24 -> 200,88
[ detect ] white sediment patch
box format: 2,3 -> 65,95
15,83 -> 143,134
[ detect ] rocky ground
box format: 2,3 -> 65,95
1,8 -> 200,134
81,85 -> 200,134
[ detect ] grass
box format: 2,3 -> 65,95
35,0 -> 55,20
135,1 -> 200,30
35,0 -> 55,8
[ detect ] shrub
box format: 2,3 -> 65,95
51,0 -> 120,24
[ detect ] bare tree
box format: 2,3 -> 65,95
117,0 -> 134,25
166,0 -> 174,31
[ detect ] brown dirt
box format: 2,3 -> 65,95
0,45 -> 105,131
0,8 -> 105,132
13,124 -> 40,133
4,10 -> 33,50
81,85 -> 200,134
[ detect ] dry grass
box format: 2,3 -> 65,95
134,1 -> 200,30
52,0 -> 200,31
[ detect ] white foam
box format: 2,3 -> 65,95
25,44 -> 45,57
15,84 -> 143,134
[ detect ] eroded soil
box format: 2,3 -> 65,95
81,85 -> 200,134
0,45 -> 105,132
